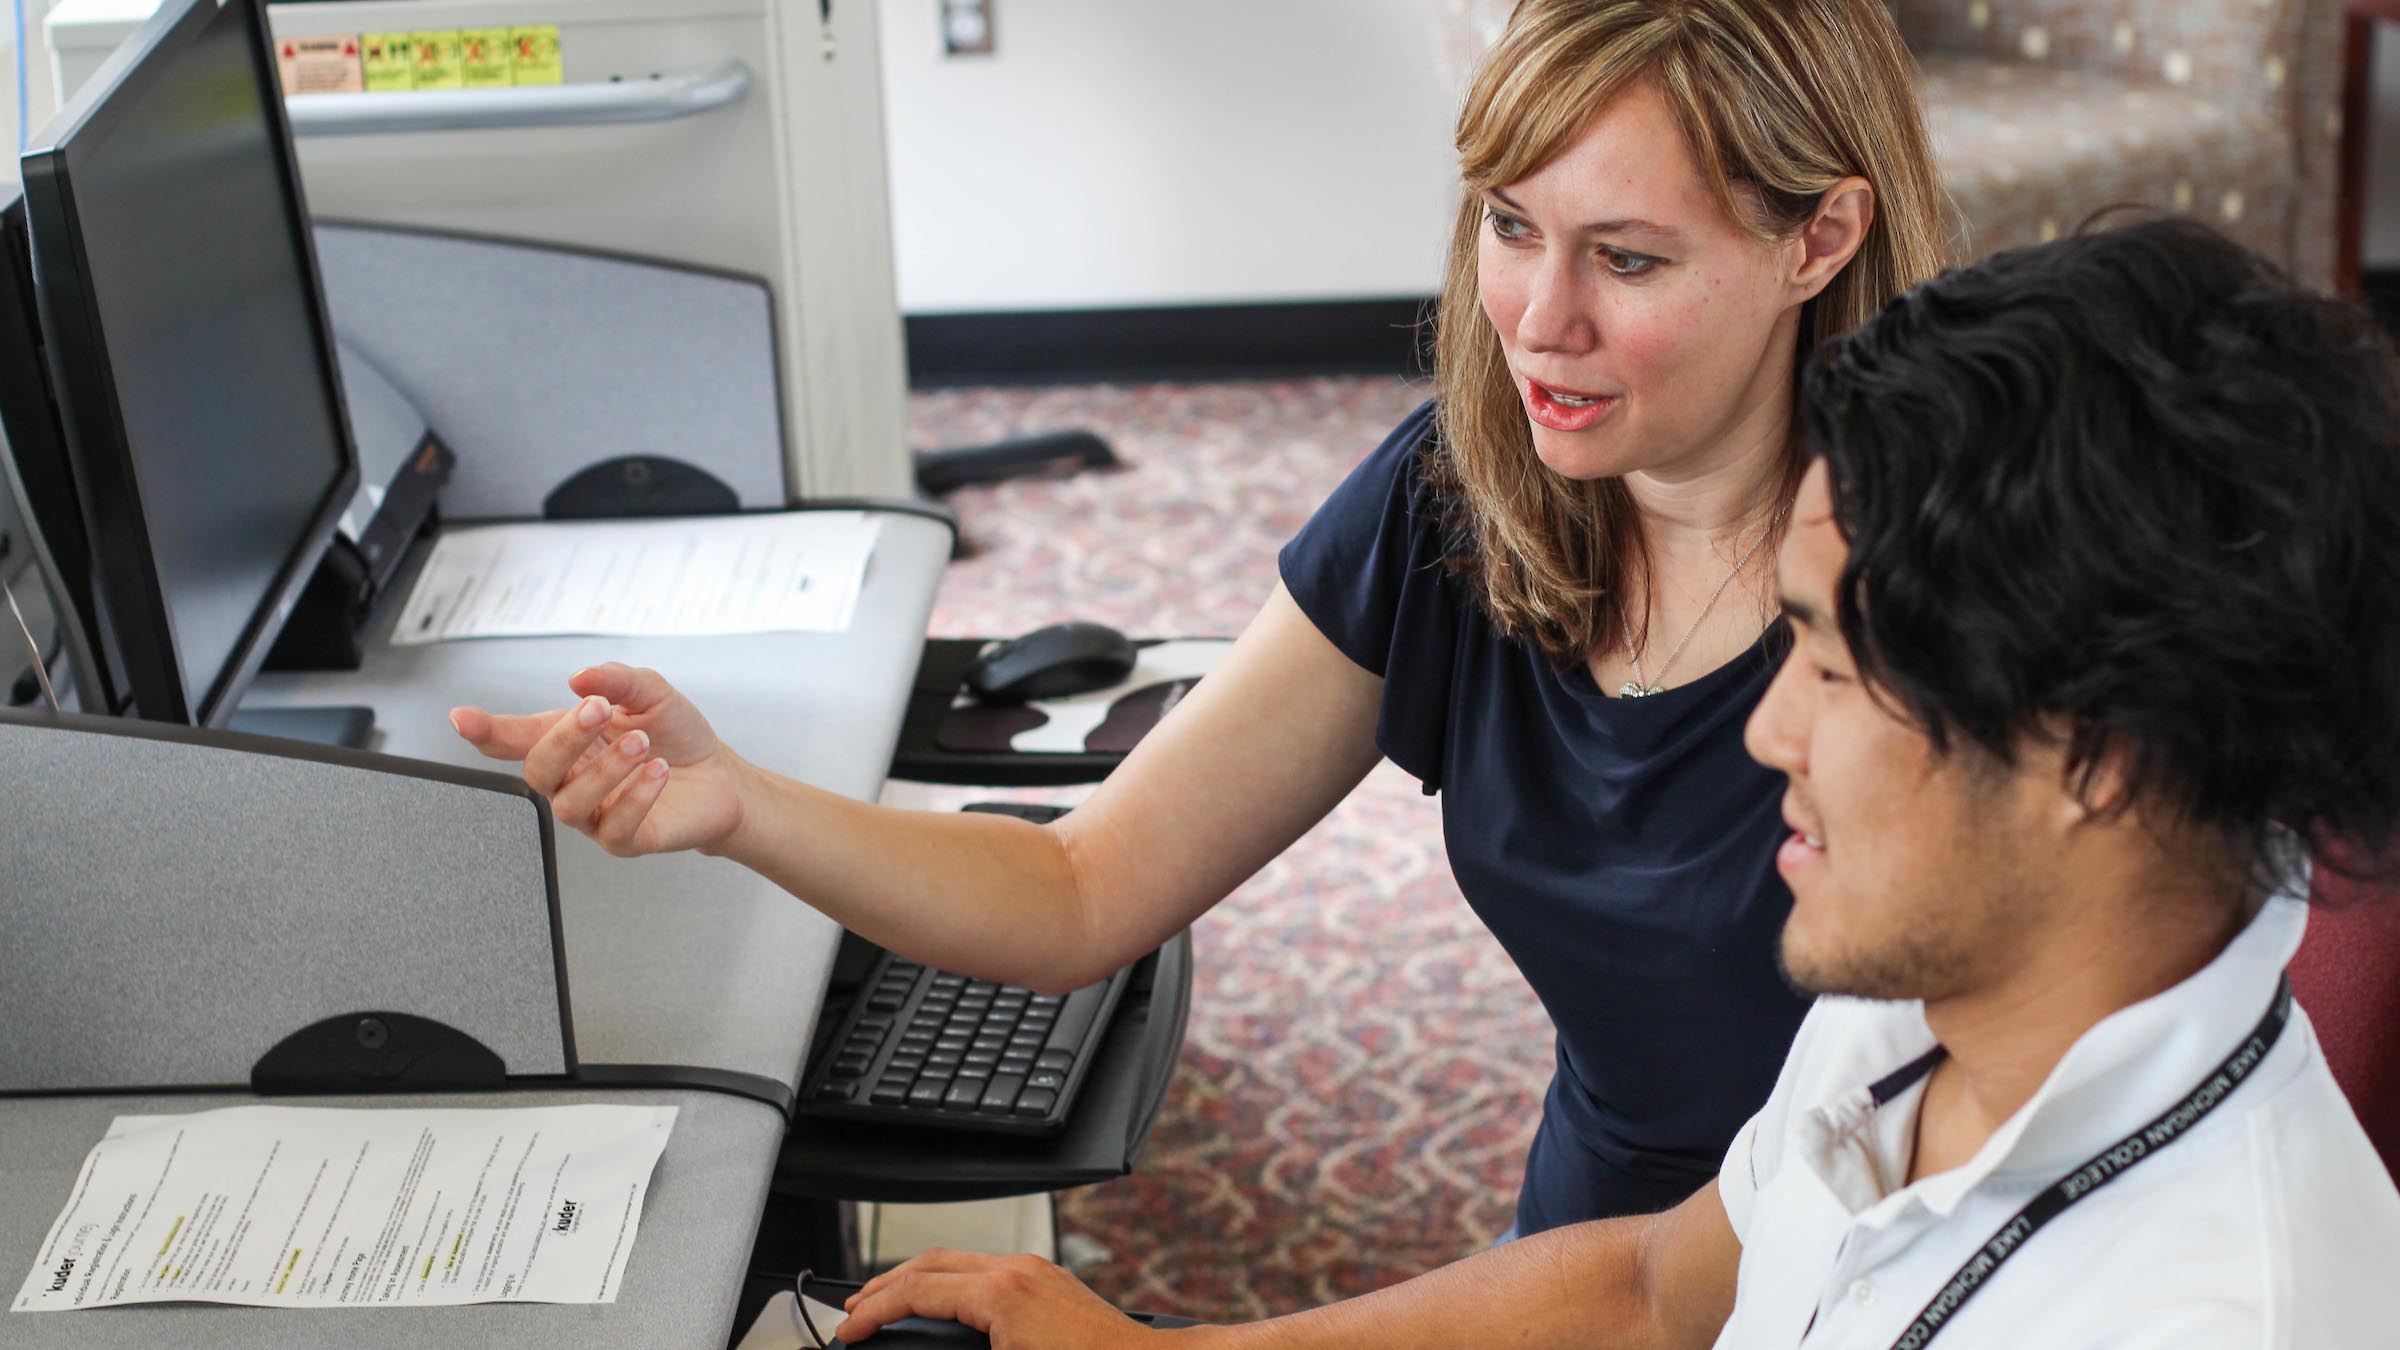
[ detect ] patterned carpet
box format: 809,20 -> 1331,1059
905,378 -> 1557,1320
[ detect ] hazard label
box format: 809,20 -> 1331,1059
361,33 -> 413,92
275,35 -> 363,95
460,28 -> 514,88
510,26 -> 564,84
277,26 -> 568,96
410,31 -> 465,90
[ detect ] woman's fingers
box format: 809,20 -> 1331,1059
521,695 -> 615,796
569,662 -> 677,714
450,705 -> 567,761
454,669 -> 720,855
546,724 -> 655,829
592,758 -> 672,856
564,728 -> 615,783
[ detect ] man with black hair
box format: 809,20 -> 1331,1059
834,217 -> 2400,1347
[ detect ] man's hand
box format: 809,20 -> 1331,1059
832,1182 -> 1741,1349
836,1250 -> 1166,1349
450,662 -> 747,856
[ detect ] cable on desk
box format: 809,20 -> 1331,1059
1,572 -> 57,711
790,1268 -> 833,1348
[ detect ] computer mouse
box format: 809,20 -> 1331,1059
860,1310 -> 1203,1343
852,1315 -> 992,1348
963,621 -> 1138,703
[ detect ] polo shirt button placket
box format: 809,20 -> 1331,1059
1848,1276 -> 1876,1307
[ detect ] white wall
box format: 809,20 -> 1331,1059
879,4 -> 2400,311
0,0 -> 68,183
876,0 -> 1462,314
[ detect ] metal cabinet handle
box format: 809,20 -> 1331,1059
286,58 -> 751,137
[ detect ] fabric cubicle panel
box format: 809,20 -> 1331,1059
0,712 -> 571,1094
311,223 -> 789,521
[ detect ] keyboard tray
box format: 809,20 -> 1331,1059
775,930 -> 1192,1205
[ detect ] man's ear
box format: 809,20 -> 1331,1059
2059,735 -> 2139,828
1792,177 -> 1875,303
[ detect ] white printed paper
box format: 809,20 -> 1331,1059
390,512 -> 882,644
13,1103 -> 677,1312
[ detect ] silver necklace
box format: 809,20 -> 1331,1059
1619,505 -> 1786,698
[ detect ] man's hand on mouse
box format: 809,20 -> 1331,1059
836,1249 -> 1173,1349
449,662 -> 749,858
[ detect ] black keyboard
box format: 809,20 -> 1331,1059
799,952 -> 1129,1136
798,795 -> 1125,1137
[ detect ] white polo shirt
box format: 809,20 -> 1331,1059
1712,894 -> 2400,1348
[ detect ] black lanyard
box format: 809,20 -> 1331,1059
1858,974 -> 2293,1350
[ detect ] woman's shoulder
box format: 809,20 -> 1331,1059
1344,398 -> 1466,538
1346,396 -> 1440,486
1279,397 -> 1481,665
1294,398 -> 1452,553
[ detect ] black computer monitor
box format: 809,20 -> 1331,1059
18,0 -> 358,727
0,187 -> 125,715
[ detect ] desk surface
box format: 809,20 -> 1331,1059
245,510 -> 955,1101
0,1087 -> 780,1350
85,506 -> 962,1350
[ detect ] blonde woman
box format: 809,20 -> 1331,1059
454,0 -> 1946,1246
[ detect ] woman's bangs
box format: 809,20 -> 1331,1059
1457,27 -> 1657,191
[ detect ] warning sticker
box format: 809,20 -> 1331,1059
361,33 -> 413,92
275,35 -> 363,95
460,28 -> 515,88
273,27 -> 569,95
510,26 -> 564,85
410,31 -> 464,90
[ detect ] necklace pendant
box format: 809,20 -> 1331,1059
1620,681 -> 1653,699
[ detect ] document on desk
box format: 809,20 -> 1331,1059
390,511 -> 882,644
11,1103 -> 676,1312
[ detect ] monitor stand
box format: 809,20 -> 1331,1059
228,704 -> 375,749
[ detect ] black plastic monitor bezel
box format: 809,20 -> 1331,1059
0,187 -> 125,713
19,0 -> 360,727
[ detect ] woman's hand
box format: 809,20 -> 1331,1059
835,1250 -> 1167,1349
450,663 -> 747,857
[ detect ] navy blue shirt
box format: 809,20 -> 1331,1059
1279,402 -> 1810,1234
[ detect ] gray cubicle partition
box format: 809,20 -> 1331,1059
0,710 -> 572,1094
310,222 -> 789,521
244,508 -> 961,1111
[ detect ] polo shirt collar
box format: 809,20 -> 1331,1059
1898,886 -> 2308,1217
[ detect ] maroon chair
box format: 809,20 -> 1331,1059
2288,873 -> 2400,1179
